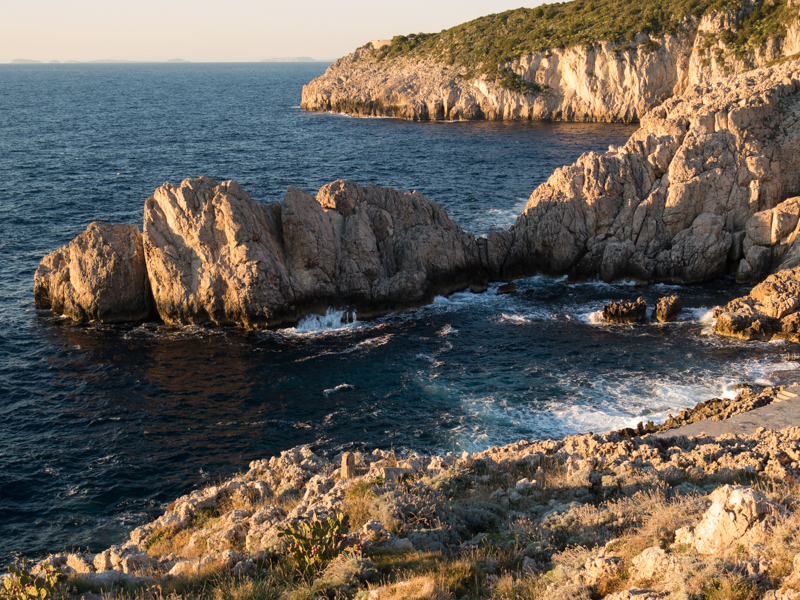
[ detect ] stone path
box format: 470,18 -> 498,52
654,384 -> 800,438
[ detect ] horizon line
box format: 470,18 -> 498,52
6,58 -> 335,65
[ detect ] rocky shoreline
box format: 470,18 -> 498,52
33,60 -> 800,329
18,383 -> 800,600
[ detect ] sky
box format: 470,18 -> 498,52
2,1 -> 541,63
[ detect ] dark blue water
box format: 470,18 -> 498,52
1,62 -> 796,564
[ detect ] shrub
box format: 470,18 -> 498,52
277,512 -> 358,572
1,559 -> 61,600
369,0 -> 799,79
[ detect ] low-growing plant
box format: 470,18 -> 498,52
1,559 -> 61,600
277,512 -> 357,572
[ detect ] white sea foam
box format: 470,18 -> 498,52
582,310 -> 605,325
474,198 -> 528,232
323,384 -> 355,397
495,313 -> 534,325
683,307 -> 716,324
422,354 -> 800,452
293,333 -> 394,362
295,308 -> 358,332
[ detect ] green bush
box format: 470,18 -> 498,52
370,0 -> 799,78
1,559 -> 61,600
277,512 -> 358,572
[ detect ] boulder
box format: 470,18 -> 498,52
653,295 -> 682,322
603,297 -> 647,323
497,281 -> 517,295
578,556 -> 622,587
629,547 -> 683,584
675,485 -> 786,555
34,222 -> 152,323
713,266 -> 800,341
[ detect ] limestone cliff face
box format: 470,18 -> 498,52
141,177 -> 483,328
301,11 -> 800,123
492,60 -> 800,284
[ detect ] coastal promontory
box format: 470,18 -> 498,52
301,0 -> 800,123
33,59 -> 800,326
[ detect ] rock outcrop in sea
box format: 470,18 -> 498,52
36,178 -> 484,327
301,9 -> 800,123
34,60 -> 800,326
714,265 -> 800,341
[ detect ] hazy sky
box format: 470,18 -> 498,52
2,1 -> 541,63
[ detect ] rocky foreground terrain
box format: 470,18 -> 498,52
301,7 -> 800,123
19,388 -> 800,600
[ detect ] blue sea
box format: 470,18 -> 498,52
0,62 -> 795,565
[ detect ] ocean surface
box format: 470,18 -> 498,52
0,62 -> 797,565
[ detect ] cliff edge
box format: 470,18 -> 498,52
301,0 -> 800,122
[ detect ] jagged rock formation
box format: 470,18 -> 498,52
713,265 -> 800,341
492,60 -> 800,284
602,297 -> 647,323
675,485 -> 786,555
654,295 -> 682,322
33,222 -> 153,323
301,8 -> 800,123
144,177 -> 482,327
37,178 -> 484,328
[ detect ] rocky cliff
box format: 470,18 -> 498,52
491,59 -> 800,284
35,179 -> 484,328
301,4 -> 800,123
35,60 -> 800,326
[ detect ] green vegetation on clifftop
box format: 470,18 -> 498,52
375,0 -> 798,79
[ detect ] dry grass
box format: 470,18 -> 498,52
604,490 -> 705,560
144,527 -> 204,559
369,576 -> 452,600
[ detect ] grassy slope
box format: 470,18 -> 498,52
374,0 -> 797,81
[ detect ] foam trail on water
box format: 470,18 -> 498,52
293,308 -> 358,333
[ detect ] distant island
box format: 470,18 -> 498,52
10,58 -> 191,64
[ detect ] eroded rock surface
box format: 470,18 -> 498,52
142,177 -> 482,327
498,61 -> 800,284
653,295 -> 682,322
675,485 -> 787,554
33,222 -> 152,323
603,297 -> 647,323
714,266 -> 800,341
